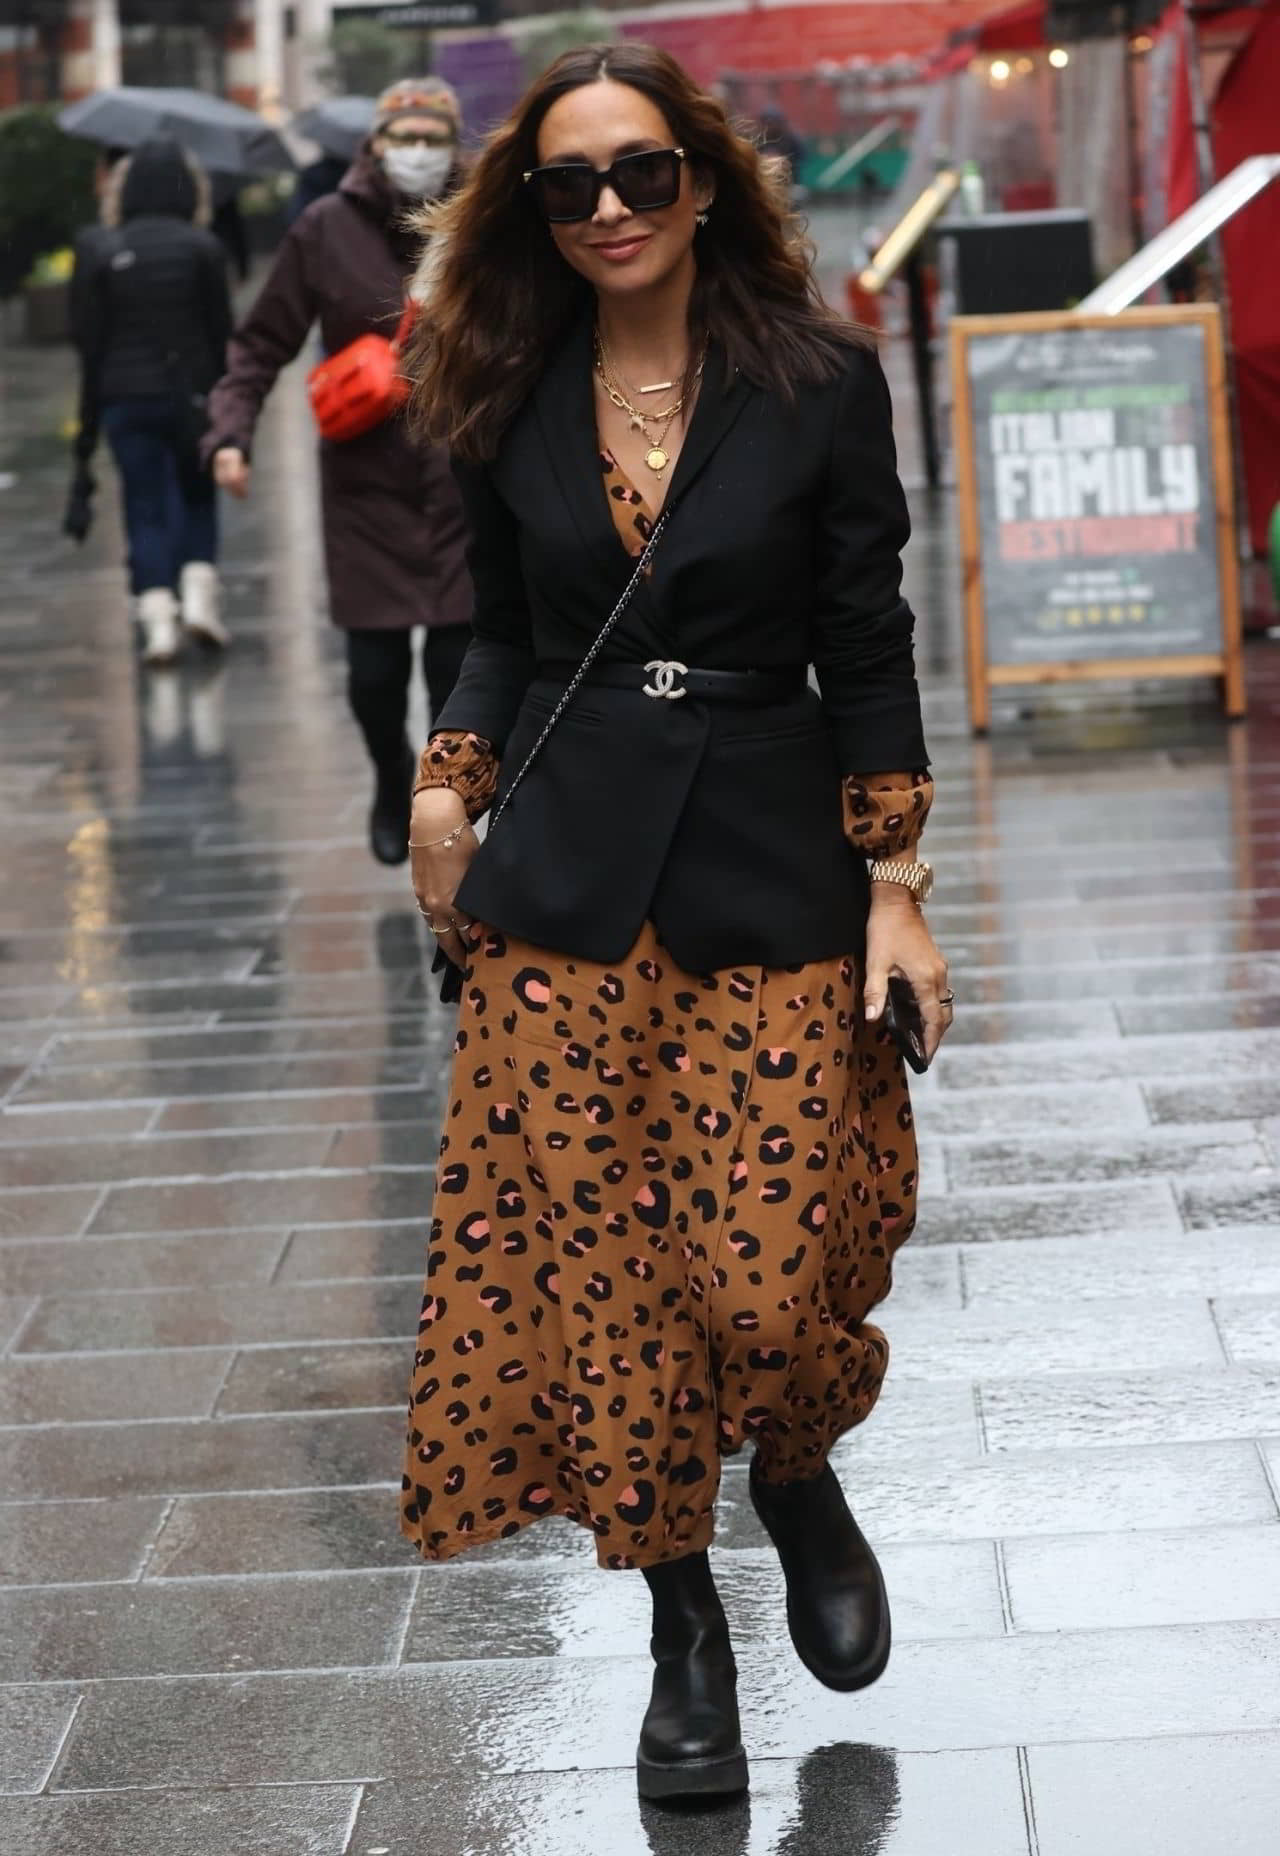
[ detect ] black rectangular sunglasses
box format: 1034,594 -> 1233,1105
523,147 -> 686,224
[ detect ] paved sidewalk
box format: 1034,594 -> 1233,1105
1,329 -> 1279,1856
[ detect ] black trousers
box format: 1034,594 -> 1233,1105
345,623 -> 471,769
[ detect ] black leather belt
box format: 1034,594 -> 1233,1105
540,660 -> 806,705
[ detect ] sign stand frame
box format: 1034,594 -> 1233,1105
950,304 -> 1245,734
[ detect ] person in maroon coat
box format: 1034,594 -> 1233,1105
206,79 -> 473,863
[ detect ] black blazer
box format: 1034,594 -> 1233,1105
437,313 -> 929,975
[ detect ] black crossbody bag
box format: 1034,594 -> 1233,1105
432,505 -> 673,1001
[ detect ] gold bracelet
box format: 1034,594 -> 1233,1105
408,822 -> 470,851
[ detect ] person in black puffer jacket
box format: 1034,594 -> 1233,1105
70,138 -> 233,666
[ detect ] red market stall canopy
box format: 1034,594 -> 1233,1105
618,0 -> 1001,79
924,0 -> 1048,73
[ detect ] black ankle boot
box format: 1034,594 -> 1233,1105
637,1551 -> 749,1802
749,1457 -> 891,1692
369,743 -> 414,866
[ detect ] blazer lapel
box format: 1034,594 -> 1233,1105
532,308 -> 623,584
661,343 -> 754,513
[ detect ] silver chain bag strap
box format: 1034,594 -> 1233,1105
488,504 -> 672,830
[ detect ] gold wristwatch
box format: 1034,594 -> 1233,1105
869,859 -> 934,903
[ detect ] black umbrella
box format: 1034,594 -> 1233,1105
294,96 -> 376,163
58,86 -> 294,177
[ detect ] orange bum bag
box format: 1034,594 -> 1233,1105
307,302 -> 417,443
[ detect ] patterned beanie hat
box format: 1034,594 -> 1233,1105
374,77 -> 461,137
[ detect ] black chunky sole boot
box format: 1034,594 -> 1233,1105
749,1457 -> 891,1692
636,1552 -> 749,1803
369,743 -> 415,866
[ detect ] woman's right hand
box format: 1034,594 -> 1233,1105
410,787 -> 480,973
213,447 -> 251,497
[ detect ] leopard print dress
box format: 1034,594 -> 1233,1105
400,449 -> 933,1572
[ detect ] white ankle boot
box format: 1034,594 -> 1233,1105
180,561 -> 229,648
137,588 -> 181,666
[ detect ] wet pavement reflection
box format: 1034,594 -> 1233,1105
2,289 -> 1280,1855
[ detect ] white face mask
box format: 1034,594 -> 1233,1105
381,143 -> 453,199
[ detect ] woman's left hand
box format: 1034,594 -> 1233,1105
863,889 -> 953,1063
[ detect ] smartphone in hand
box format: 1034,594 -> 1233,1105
883,975 -> 930,1073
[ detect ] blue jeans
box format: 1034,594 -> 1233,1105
103,397 -> 217,595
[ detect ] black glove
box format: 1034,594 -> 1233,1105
62,462 -> 95,543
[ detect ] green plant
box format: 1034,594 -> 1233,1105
0,107 -> 98,299
519,10 -> 617,84
321,19 -> 411,98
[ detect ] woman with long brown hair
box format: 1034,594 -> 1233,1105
400,44 -> 951,1804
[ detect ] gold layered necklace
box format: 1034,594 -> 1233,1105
594,329 -> 707,478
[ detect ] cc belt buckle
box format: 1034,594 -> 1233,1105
642,659 -> 689,700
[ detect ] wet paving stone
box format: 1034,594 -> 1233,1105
15,1278 -> 422,1354
0,1569 -> 416,1682
1145,1077 -> 1280,1123
0,1407 -> 403,1501
0,1127 -> 334,1190
404,1542 -> 1004,1661
1117,994 -> 1280,1034
153,1085 -> 434,1135
718,1442 -> 1276,1546
49,1621 -> 1280,1787
0,1187 -> 100,1242
0,1103 -> 158,1144
0,1229 -> 288,1297
943,1125 -> 1265,1189
912,1178 -> 1181,1246
349,1748 -> 1031,1856
959,1228 -> 1280,1308
0,1499 -> 166,1588
1212,1295 -> 1280,1364
1180,1175 -> 1280,1228
1003,1523 -> 1280,1634
916,1079 -> 1150,1137
935,1028 -> 1280,1091
216,1340 -> 409,1414
0,1348 -> 232,1425
86,1166 -> 433,1236
1027,1731 -> 1280,1856
980,1365 -> 1280,1453
0,1686 -> 80,1794
889,1296 -> 1224,1381
275,1221 -> 429,1283
0,1785 -> 363,1856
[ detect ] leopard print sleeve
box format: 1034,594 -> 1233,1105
842,769 -> 934,857
413,731 -> 499,821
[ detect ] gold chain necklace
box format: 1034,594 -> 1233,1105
594,331 -> 706,477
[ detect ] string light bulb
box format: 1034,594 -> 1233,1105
990,58 -> 1011,82
1048,47 -> 1070,68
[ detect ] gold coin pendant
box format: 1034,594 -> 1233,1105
645,447 -> 669,474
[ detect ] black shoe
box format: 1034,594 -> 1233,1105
369,744 -> 414,866
749,1458 -> 891,1692
637,1552 -> 749,1803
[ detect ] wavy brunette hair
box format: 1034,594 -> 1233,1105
406,43 -> 864,461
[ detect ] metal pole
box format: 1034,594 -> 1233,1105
1181,0 -> 1251,558
904,247 -> 940,490
1122,5 -> 1145,252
